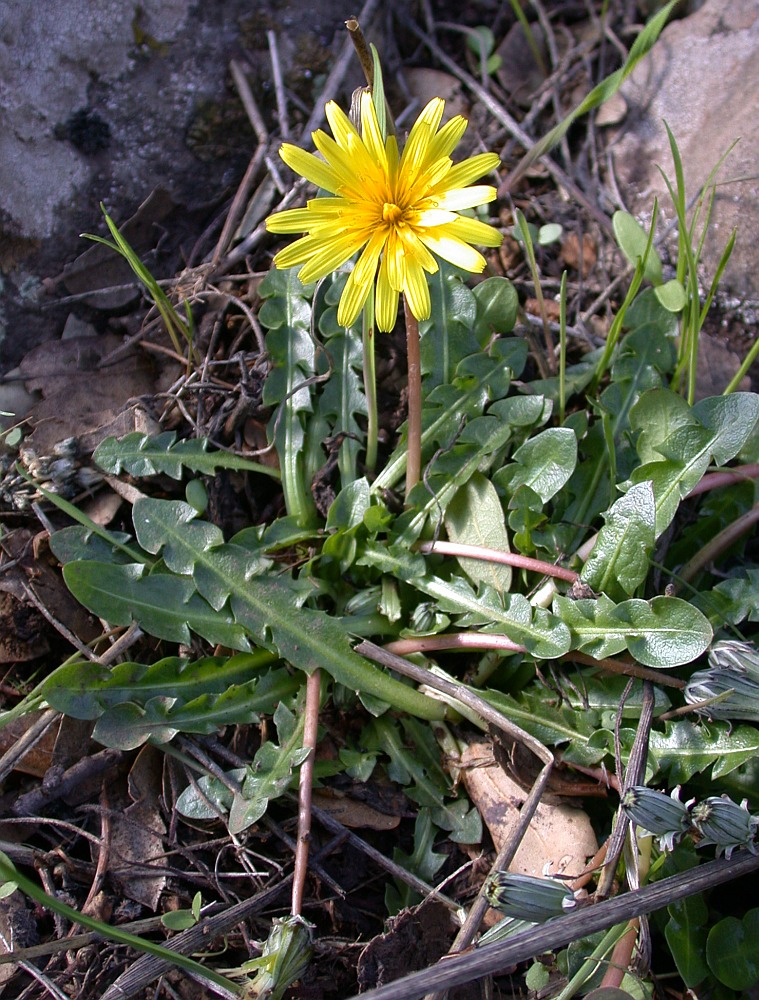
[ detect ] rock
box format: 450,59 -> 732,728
0,0 -> 358,373
609,0 -> 759,306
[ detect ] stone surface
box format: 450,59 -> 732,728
609,0 -> 759,307
0,0 -> 357,372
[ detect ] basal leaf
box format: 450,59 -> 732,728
94,432 -> 277,481
649,720 -> 759,782
413,574 -> 571,658
554,594 -> 711,667
62,561 -> 251,650
131,498 -> 443,720
445,472 -> 512,593
496,427 -> 577,503
706,910 -> 759,990
421,261 -> 479,388
665,897 -> 709,988
581,482 -> 656,598
50,525 -> 137,565
92,683 -> 279,750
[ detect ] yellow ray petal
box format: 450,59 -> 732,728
325,100 -> 360,151
417,230 -> 488,273
433,186 -> 497,211
337,260 -> 376,328
376,254 -> 399,332
359,91 -> 389,173
441,152 -> 500,190
279,144 -> 340,193
403,257 -> 431,321
447,215 -> 503,247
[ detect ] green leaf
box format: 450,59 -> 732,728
421,261 -> 479,388
613,211 -> 663,286
62,561 -> 251,650
554,594 -> 712,667
94,432 -> 278,481
42,651 -> 279,719
314,327 -> 367,487
414,574 -> 571,658
654,278 -> 687,312
706,910 -> 759,990
445,472 -> 511,593
260,266 -> 317,524
649,720 -> 759,782
581,482 -> 656,598
630,391 -> 759,535
50,526 -> 137,565
472,277 -> 518,338
91,684 -> 272,751
495,427 -> 577,503
665,896 -> 709,988
387,808 -> 447,912
130,498 -> 443,720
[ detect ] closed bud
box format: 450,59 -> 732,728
685,640 -> 759,722
691,795 -> 758,859
621,785 -> 692,852
485,872 -> 576,923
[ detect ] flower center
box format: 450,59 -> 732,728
382,202 -> 404,225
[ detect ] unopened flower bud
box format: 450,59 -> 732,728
242,915 -> 314,999
484,872 -> 576,923
621,786 -> 692,852
691,795 -> 758,859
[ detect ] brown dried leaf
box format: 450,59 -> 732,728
460,741 -> 598,877
560,232 -> 598,277
18,335 -> 156,455
110,745 -> 167,909
311,789 -> 401,831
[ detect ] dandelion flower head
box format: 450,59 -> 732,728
266,92 -> 502,331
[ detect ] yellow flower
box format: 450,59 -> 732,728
266,92 -> 502,332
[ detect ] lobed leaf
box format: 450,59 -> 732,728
94,431 -> 278,481
130,498 -> 443,720
554,594 -> 712,668
649,720 -> 759,782
581,482 -> 656,598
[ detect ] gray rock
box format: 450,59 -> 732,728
0,0 -> 354,372
610,0 -> 759,307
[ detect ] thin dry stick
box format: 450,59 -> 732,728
404,298 -> 422,499
596,681 -> 654,901
0,709 -> 59,784
291,669 -> 321,916
267,30 -> 290,140
397,9 -> 613,234
356,640 -> 554,964
302,0 -> 383,137
348,850 -> 759,1000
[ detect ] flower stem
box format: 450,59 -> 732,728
404,297 -> 422,500
362,293 -> 378,473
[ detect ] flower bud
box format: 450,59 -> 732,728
621,785 -> 692,852
685,640 -> 759,722
691,795 -> 758,859
242,915 -> 314,999
484,872 -> 576,923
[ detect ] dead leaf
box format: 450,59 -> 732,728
460,741 -> 598,877
525,298 -> 562,323
110,744 -> 167,909
0,592 -> 49,663
560,232 -> 598,277
311,789 -> 401,831
18,335 -> 156,455
694,333 -> 751,398
403,68 -> 467,119
496,22 -> 548,106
